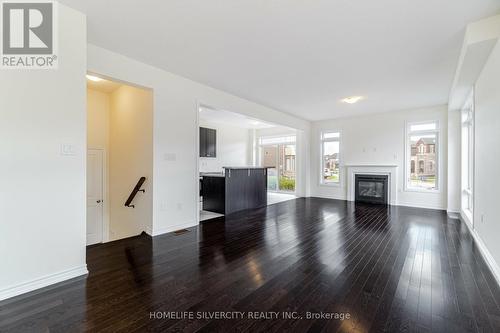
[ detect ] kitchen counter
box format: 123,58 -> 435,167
200,172 -> 225,178
222,166 -> 270,169
201,167 -> 268,215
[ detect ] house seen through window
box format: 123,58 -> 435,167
407,121 -> 438,190
321,131 -> 340,184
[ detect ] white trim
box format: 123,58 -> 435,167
404,120 -> 441,193
0,266 -> 88,301
311,194 -> 345,201
320,130 -> 342,187
460,213 -> 500,288
460,90 -> 475,227
258,134 -> 296,145
196,101 -> 201,225
150,221 -> 198,236
259,141 -> 298,194
87,148 -> 109,243
397,201 -> 446,211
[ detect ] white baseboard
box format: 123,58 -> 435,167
460,213 -> 500,288
447,211 -> 461,219
396,201 -> 445,211
313,194 -> 446,211
0,265 -> 88,302
312,194 -> 346,201
145,225 -> 154,236
150,221 -> 198,236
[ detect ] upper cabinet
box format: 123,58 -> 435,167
200,127 -> 216,158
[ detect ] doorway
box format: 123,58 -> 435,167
87,149 -> 104,245
260,139 -> 296,193
86,73 -> 153,244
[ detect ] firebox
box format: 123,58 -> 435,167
355,174 -> 388,205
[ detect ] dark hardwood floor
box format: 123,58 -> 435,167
1,198 -> 499,332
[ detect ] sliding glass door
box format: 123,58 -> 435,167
262,145 -> 279,191
259,136 -> 296,193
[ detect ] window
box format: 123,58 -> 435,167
461,93 -> 474,216
321,131 -> 340,184
259,135 -> 296,145
259,135 -> 297,193
406,121 -> 439,190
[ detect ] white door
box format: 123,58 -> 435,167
87,149 -> 104,245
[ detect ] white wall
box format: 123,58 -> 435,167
473,39 -> 500,277
87,44 -> 311,236
447,109 -> 462,213
310,105 -> 448,210
0,5 -> 87,300
199,120 -> 250,173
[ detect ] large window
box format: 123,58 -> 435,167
406,121 -> 439,190
321,131 -> 340,184
461,94 -> 474,217
259,135 -> 296,192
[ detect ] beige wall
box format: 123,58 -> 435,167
87,85 -> 153,241
109,85 -> 153,240
87,89 -> 110,150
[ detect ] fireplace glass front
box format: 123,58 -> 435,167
355,174 -> 388,205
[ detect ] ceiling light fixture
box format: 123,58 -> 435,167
250,120 -> 261,126
86,74 -> 103,82
341,96 -> 364,104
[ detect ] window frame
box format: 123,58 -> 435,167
405,120 -> 440,193
320,130 -> 341,187
461,91 -> 474,220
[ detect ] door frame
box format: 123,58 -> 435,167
259,142 -> 297,194
87,148 -> 109,244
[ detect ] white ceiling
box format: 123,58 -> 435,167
199,106 -> 276,129
61,0 -> 500,121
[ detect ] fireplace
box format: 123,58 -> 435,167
355,174 -> 388,205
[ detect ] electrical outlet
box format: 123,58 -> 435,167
481,214 -> 485,224
163,153 -> 176,161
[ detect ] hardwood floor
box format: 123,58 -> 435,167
1,198 -> 499,332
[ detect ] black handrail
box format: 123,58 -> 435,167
125,177 -> 146,208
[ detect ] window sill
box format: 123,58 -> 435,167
319,182 -> 342,188
404,187 -> 440,194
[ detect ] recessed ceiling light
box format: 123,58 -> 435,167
341,96 -> 364,104
86,74 -> 103,82
250,120 -> 261,126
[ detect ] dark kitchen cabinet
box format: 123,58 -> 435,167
200,127 -> 216,158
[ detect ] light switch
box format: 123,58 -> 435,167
163,153 -> 176,161
61,143 -> 76,156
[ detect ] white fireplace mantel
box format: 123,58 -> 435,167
345,164 -> 398,205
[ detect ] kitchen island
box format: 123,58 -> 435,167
201,167 -> 267,215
